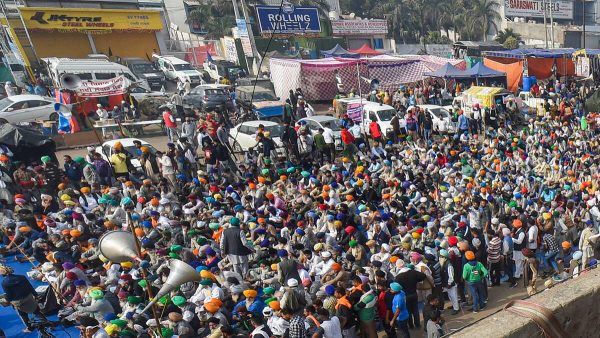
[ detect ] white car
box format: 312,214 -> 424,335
95,138 -> 158,171
153,54 -> 204,86
128,86 -> 169,102
228,120 -> 284,156
296,115 -> 343,149
0,94 -> 70,124
410,105 -> 456,133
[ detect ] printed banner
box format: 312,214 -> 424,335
75,76 -> 130,97
347,102 -> 363,122
331,20 -> 388,36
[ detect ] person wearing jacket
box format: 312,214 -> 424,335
462,251 -> 488,313
369,120 -> 382,144
340,127 -> 356,160
0,264 -> 47,333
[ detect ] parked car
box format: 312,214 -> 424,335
236,86 -> 284,122
296,116 -> 343,149
128,86 -> 168,102
0,94 -> 70,124
411,104 -> 455,133
123,57 -> 166,91
235,77 -> 274,92
153,54 -> 204,86
228,120 -> 284,156
203,59 -> 246,82
95,138 -> 158,171
182,84 -> 231,111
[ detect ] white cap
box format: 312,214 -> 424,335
287,278 -> 298,287
321,251 -> 332,258
381,243 -> 390,251
491,217 -> 499,225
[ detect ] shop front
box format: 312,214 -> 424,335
17,7 -> 164,60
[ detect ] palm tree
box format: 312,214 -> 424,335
495,28 -> 522,44
440,0 -> 465,42
186,3 -> 236,40
468,0 -> 500,41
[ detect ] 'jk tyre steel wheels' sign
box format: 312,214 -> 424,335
255,5 -> 321,34
19,7 -> 163,32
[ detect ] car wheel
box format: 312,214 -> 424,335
49,112 -> 59,121
0,119 -> 8,124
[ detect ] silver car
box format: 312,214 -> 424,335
0,94 -> 69,124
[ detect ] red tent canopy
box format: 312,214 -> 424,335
348,43 -> 382,56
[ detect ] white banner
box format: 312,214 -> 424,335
75,76 -> 130,98
576,57 -> 591,77
504,0 -> 574,20
331,20 -> 388,36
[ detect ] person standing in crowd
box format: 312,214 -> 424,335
462,251 -> 488,313
163,106 -> 179,142
220,217 -> 253,278
0,264 -> 47,333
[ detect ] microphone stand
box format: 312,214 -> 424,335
126,211 -> 164,337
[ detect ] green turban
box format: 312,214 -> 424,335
127,296 -> 142,304
172,295 -> 186,306
110,319 -> 128,328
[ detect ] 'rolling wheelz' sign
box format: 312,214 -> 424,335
255,5 -> 321,34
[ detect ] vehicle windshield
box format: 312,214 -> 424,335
253,92 -> 278,101
123,144 -> 157,157
248,125 -> 283,138
377,109 -> 395,121
429,108 -> 450,118
320,119 -> 342,131
174,64 -> 195,71
0,98 -> 13,111
131,63 -> 157,73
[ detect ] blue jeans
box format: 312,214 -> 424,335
536,248 -> 547,271
545,250 -> 559,273
467,281 -> 486,311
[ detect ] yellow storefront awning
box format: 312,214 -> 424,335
18,7 -> 163,32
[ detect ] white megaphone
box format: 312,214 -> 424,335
140,259 -> 202,314
59,73 -> 82,90
98,231 -> 141,263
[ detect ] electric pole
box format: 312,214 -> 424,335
543,0 -> 548,48
549,0 -> 554,48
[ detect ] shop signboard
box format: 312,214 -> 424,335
503,0 -> 574,20
255,5 -> 321,34
19,7 -> 163,31
331,20 -> 388,35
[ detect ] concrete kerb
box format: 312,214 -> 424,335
451,269 -> 600,337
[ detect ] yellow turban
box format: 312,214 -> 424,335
243,289 -> 258,298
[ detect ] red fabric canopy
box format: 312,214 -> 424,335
348,43 -> 382,56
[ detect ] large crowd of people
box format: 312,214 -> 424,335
0,77 -> 598,338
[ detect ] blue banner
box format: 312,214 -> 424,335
256,5 -> 321,34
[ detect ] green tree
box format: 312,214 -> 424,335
503,36 -> 519,49
467,0 -> 501,41
495,28 -> 522,44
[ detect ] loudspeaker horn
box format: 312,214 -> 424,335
60,73 -> 82,90
140,259 -> 202,314
98,231 -> 140,263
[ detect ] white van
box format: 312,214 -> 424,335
43,57 -> 148,90
361,102 -> 396,137
153,54 -> 204,85
335,98 -> 396,138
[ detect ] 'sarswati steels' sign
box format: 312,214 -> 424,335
504,0 -> 574,20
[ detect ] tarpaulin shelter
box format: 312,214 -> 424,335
483,49 -> 576,92
0,124 -> 56,164
349,44 -> 382,56
423,63 -> 468,79
270,58 -> 367,101
462,86 -> 511,113
465,62 -> 507,86
320,44 -> 360,59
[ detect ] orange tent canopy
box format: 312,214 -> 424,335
348,43 -> 382,56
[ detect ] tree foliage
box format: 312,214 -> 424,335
503,36 -> 519,49
495,28 -> 522,45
